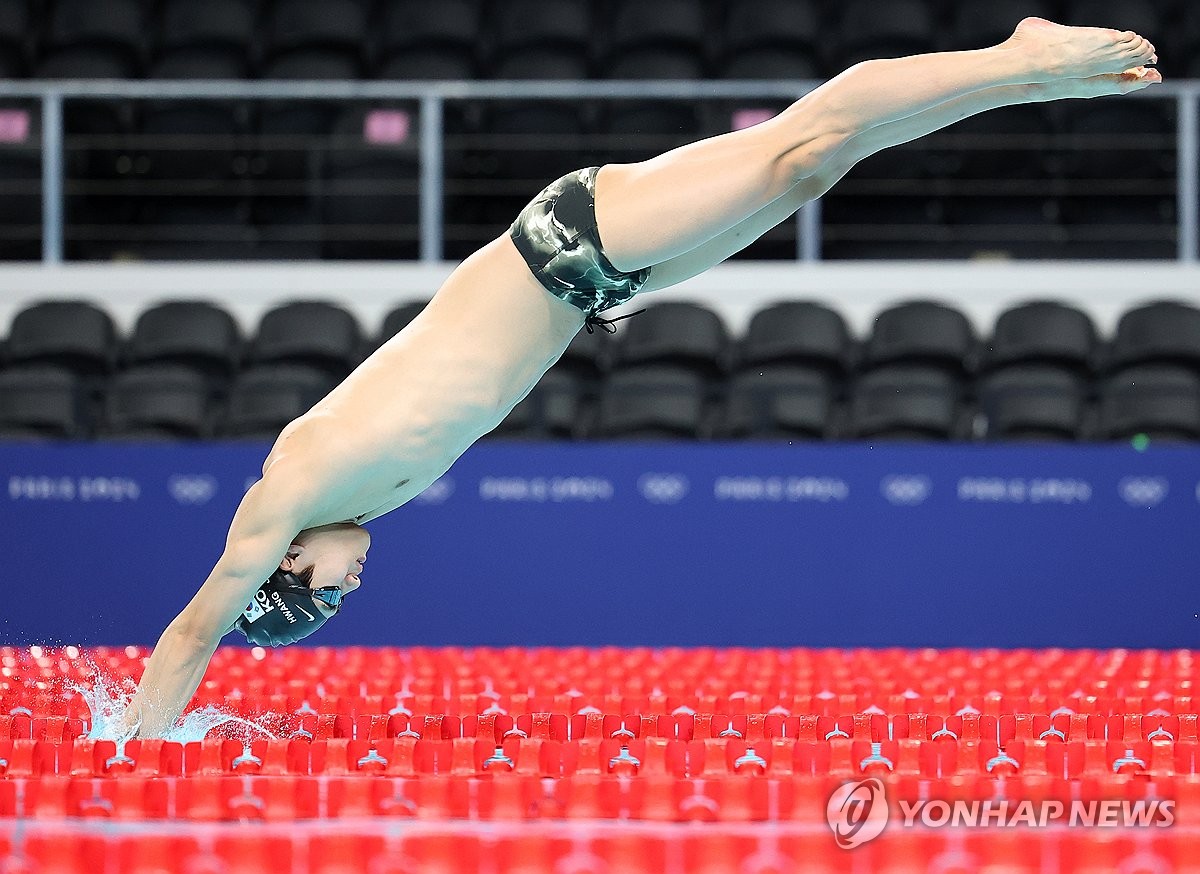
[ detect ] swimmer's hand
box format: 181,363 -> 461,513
113,702 -> 143,742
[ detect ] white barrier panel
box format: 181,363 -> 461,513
2,260 -> 1199,337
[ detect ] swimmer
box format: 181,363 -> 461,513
120,19 -> 1158,737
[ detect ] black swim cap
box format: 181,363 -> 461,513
234,570 -> 330,647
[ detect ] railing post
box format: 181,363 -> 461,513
40,90 -> 63,264
797,197 -> 822,262
1178,90 -> 1198,263
419,94 -> 444,263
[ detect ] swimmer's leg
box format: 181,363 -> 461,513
640,68 -> 1162,291
594,18 -> 1155,274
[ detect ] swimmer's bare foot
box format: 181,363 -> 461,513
1029,66 -> 1163,102
1006,17 -> 1157,82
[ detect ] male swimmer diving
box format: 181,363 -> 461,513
119,18 -> 1159,736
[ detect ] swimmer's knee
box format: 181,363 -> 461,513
777,129 -> 854,186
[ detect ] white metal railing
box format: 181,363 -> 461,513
0,78 -> 1195,265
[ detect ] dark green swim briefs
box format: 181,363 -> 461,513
509,166 -> 652,318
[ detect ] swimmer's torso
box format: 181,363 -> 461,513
262,236 -> 586,528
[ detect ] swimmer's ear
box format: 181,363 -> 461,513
279,545 -> 302,572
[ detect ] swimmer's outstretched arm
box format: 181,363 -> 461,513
117,473 -> 308,738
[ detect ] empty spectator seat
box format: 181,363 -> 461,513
1096,366 -> 1200,441
124,301 -> 241,380
323,106 -> 420,259
5,301 -> 117,376
42,0 -> 144,74
976,366 -> 1087,441
1107,301 -> 1200,371
862,301 -> 975,374
719,366 -> 835,440
221,364 -> 337,438
248,302 -> 363,376
0,0 -> 29,77
848,365 -> 962,440
261,0 -> 366,74
102,364 -> 212,438
157,0 -> 255,59
593,365 -> 708,439
983,301 -> 1098,373
378,1 -> 481,71
723,0 -> 819,58
492,0 -> 590,56
737,301 -> 852,372
946,0 -> 1057,51
0,365 -> 88,437
610,303 -> 729,376
836,0 -> 935,66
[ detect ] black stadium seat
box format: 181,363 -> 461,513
158,0 -> 256,57
848,365 -> 963,440
221,364 -> 337,439
0,0 -> 29,78
0,365 -> 88,437
737,301 -> 852,372
610,302 -> 729,376
249,301 -> 362,376
862,301 -> 975,374
724,0 -> 819,56
946,0 -> 1057,51
378,0 -> 481,66
976,366 -> 1087,441
1107,301 -> 1200,371
1096,366 -> 1200,441
102,364 -> 212,438
593,365 -> 708,439
836,0 -> 935,66
493,0 -> 590,55
262,0 -> 366,73
609,0 -> 706,56
983,301 -> 1098,373
125,301 -> 241,379
323,106 -> 421,259
719,366 -> 835,440
491,368 -> 582,439
5,301 -> 117,376
43,0 -> 145,72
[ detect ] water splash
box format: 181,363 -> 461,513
71,658 -> 279,743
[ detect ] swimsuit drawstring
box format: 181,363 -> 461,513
584,308 -> 646,335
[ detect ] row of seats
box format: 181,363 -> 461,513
3,710 -> 1197,745
3,299 -> 1200,441
8,298 -> 1200,382
3,0 -> 1195,81
6,644 -> 1194,701
4,822 -> 1170,874
3,358 -> 1193,441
